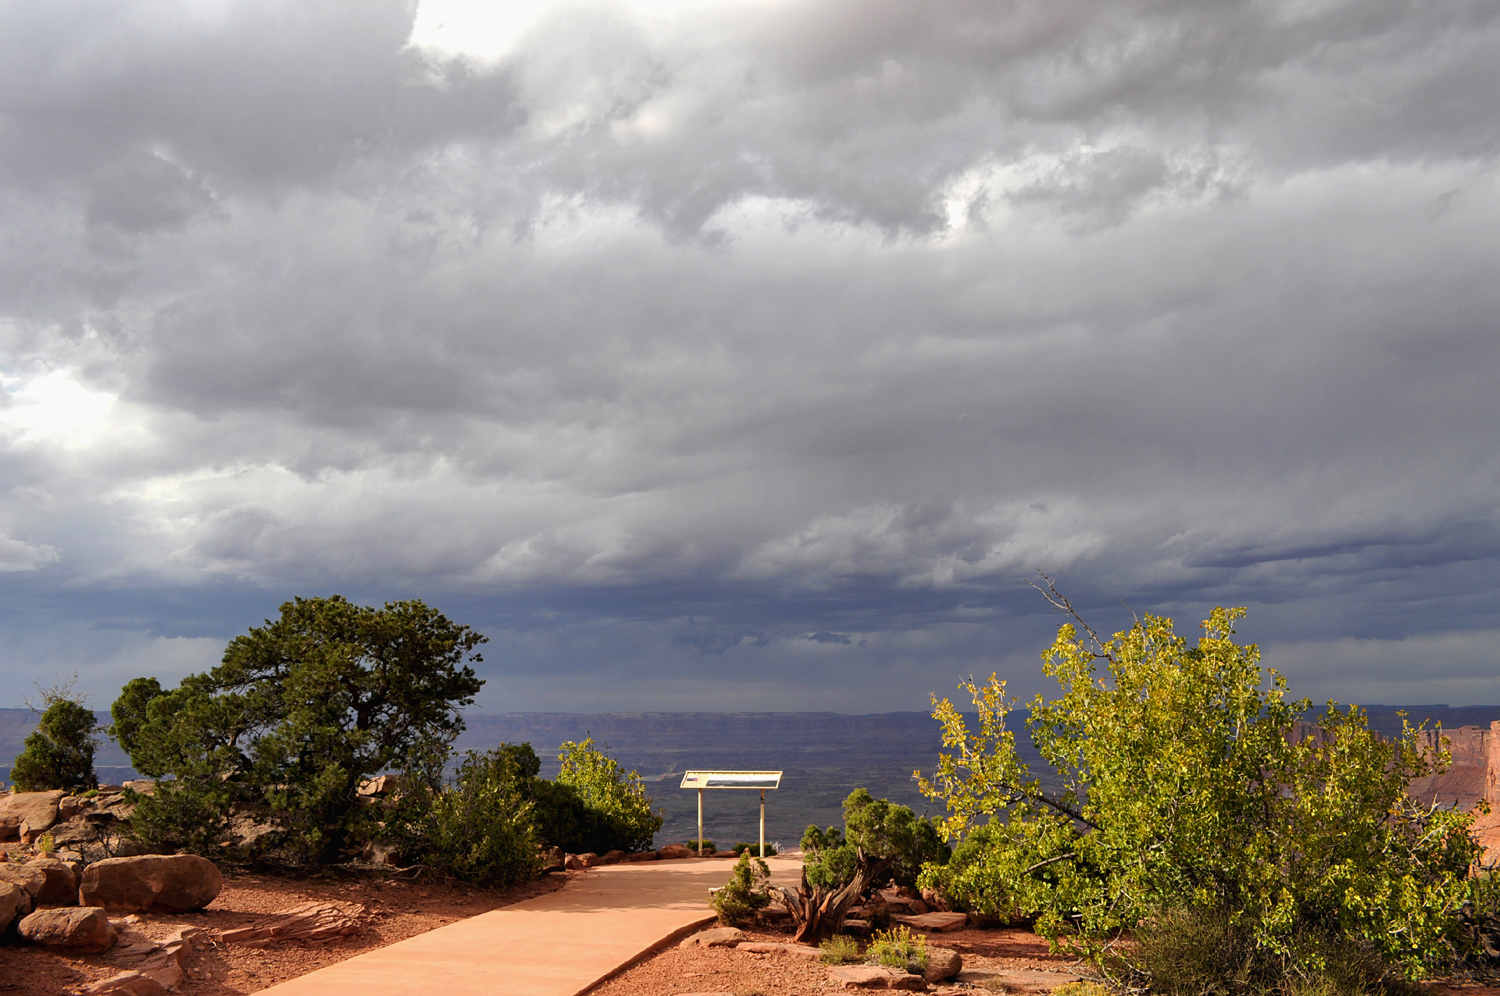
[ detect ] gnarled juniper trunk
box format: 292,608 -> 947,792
777,851 -> 893,945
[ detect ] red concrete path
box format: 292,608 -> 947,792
255,855 -> 804,996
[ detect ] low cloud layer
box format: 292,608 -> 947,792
1,0 -> 1497,712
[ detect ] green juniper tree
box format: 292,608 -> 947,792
10,683 -> 99,792
111,595 -> 485,862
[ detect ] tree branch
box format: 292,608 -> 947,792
1028,572 -> 1112,659
1022,852 -> 1077,875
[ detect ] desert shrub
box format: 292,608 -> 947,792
712,852 -> 774,927
526,775 -> 622,854
556,738 -> 662,853
1052,983 -> 1110,996
686,839 -> 716,852
112,596 -> 485,862
11,692 -> 99,792
775,789 -> 936,944
820,935 -> 862,964
731,842 -> 778,857
384,746 -> 540,886
867,925 -> 927,972
916,598 -> 1481,986
1122,907 -> 1408,996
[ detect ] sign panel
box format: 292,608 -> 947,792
680,770 -> 782,790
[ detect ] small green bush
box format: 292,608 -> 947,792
820,935 -> 862,964
867,925 -> 927,973
731,841 -> 777,857
11,693 -> 99,793
384,747 -> 540,886
711,852 -> 774,927
685,839 -> 716,852
557,738 -> 663,853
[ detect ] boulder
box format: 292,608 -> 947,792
80,854 -> 223,913
919,888 -> 950,913
26,857 -> 79,906
0,881 -> 30,932
18,906 -> 118,952
538,846 -> 565,871
893,911 -> 968,933
564,853 -> 587,870
0,790 -> 63,840
923,947 -> 963,982
656,843 -> 692,860
356,774 -> 399,797
842,918 -> 871,935
679,927 -> 746,948
46,817 -> 100,847
219,901 -> 365,947
120,781 -> 156,797
600,849 -> 626,864
626,850 -> 658,861
829,966 -> 927,989
0,863 -> 47,901
577,852 -> 601,867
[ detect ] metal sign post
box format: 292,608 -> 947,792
679,770 -> 783,858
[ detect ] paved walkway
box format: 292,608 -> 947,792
256,856 -> 805,996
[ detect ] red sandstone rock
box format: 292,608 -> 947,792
829,965 -> 927,989
601,849 -> 626,864
923,947 -> 963,981
26,857 -> 79,906
679,927 -> 746,948
656,843 -> 692,859
0,863 -> 47,901
893,911 -> 967,932
0,790 -> 63,841
920,888 -> 950,912
0,881 -> 30,932
626,850 -> 658,861
82,973 -> 169,996
80,854 -> 223,913
18,906 -> 118,952
219,900 -> 366,947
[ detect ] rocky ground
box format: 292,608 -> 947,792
592,920 -> 1500,996
591,922 -> 1097,996
0,841 -> 565,996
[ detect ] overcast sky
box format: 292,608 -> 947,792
0,0 -> 1497,715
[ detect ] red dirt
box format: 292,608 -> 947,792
586,923 -> 1092,996
0,860 -> 566,996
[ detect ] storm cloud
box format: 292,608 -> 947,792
0,0 -> 1497,712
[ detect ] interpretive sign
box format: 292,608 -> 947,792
679,771 -> 783,790
679,770 -> 783,858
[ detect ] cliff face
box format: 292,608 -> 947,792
1406,720 -> 1500,867
1409,723 -> 1494,811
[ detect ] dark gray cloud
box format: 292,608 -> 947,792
0,0 -> 1497,712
